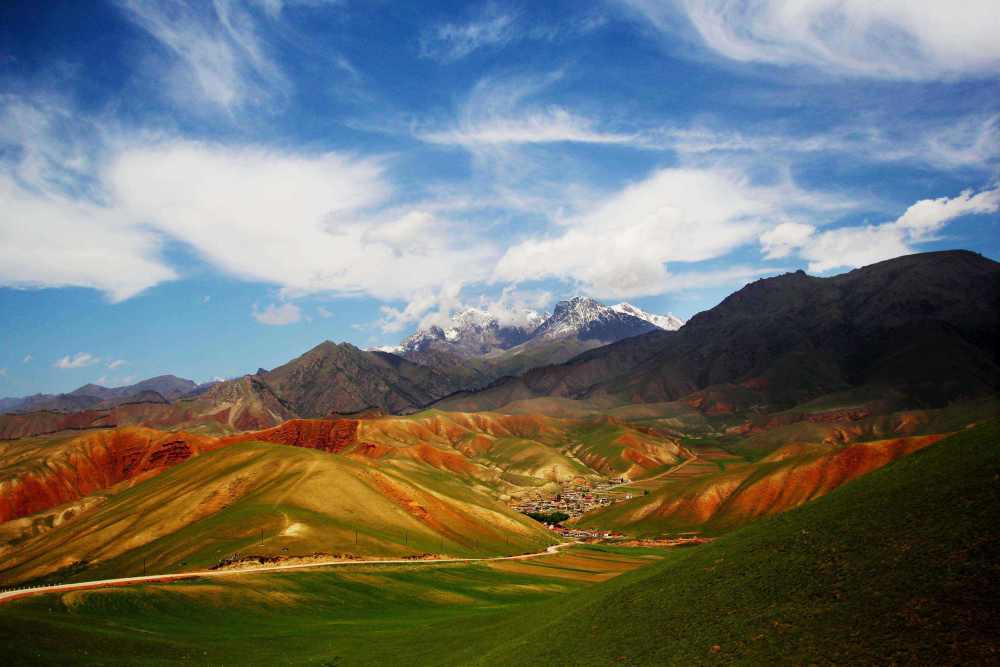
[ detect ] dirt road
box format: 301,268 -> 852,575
0,542 -> 575,606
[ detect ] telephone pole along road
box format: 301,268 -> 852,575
0,542 -> 576,606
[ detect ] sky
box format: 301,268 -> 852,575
1,0 -> 999,396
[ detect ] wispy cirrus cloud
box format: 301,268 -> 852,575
418,73 -> 635,148
54,352 -> 100,369
419,4 -> 607,63
419,4 -> 519,62
118,0 -> 288,112
624,0 -> 1000,80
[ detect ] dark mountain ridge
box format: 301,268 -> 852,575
436,250 -> 1000,413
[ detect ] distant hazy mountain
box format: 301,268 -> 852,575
436,251 -> 1000,413
1,375 -> 198,414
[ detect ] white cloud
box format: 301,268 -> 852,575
106,359 -> 127,369
378,284 -> 464,333
252,302 -> 302,325
760,222 -> 816,259
418,74 -> 634,148
773,184 -> 1000,273
118,0 -> 288,112
107,140 -> 495,302
316,306 -> 333,318
496,166 -> 842,298
0,368 -> 6,377
22,354 -> 32,364
627,0 -> 1000,80
0,174 -> 177,302
893,187 -> 1000,241
54,352 -> 101,369
798,225 -> 911,274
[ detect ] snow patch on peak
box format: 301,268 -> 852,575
612,303 -> 685,331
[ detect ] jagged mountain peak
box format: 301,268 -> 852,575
532,296 -> 661,342
401,306 -> 543,356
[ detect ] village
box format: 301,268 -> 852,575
512,476 -> 636,524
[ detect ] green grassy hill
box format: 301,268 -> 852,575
476,420 -> 1000,665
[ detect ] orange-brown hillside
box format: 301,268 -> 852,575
578,433 -> 946,535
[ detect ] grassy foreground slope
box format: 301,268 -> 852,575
0,545 -> 659,666
477,421 -> 1000,665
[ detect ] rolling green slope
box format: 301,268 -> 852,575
477,420 -> 1000,665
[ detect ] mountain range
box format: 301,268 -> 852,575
2,251 -> 996,432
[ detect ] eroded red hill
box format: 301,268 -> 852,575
0,428 -> 218,523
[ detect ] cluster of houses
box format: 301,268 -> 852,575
548,525 -> 625,540
513,476 -> 634,519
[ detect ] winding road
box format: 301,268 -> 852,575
0,541 -> 575,606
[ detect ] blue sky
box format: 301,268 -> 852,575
1,0 -> 999,396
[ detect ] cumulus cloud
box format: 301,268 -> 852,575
54,352 -> 100,369
496,167 -> 843,298
626,0 -> 1000,80
252,302 -> 302,325
765,185 -> 1000,273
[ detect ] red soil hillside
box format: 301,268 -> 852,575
220,418 -> 359,453
0,428 -> 219,523
580,433 -> 946,535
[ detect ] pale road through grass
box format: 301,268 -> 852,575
0,541 -> 577,606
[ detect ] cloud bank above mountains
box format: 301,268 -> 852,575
0,0 -> 998,339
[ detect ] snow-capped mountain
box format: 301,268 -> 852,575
400,307 -> 543,357
531,297 -> 661,342
611,303 -> 684,331
397,298 -> 681,358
